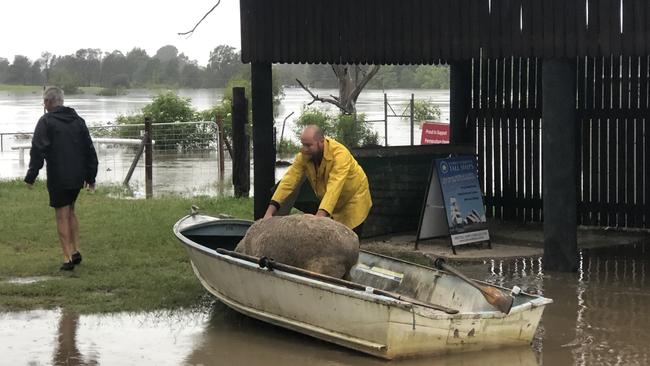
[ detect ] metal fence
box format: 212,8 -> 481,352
0,121 -> 229,197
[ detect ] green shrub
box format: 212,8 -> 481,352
276,138 -> 300,155
96,87 -> 127,96
294,107 -> 334,136
294,107 -> 378,148
115,92 -> 212,150
413,99 -> 442,123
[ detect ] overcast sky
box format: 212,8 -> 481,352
0,0 -> 240,66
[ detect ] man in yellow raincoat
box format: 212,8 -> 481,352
263,125 -> 372,236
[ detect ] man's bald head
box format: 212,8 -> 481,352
301,125 -> 325,142
300,125 -> 325,162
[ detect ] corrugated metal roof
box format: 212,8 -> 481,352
240,0 -> 650,64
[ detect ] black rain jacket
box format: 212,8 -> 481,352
24,106 -> 98,190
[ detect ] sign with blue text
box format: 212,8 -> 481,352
435,156 -> 489,247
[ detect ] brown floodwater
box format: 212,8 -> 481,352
2,243 -> 648,365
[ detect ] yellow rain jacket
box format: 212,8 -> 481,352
271,138 -> 372,229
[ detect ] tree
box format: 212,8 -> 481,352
0,57 -> 10,83
101,50 -> 128,87
154,45 -> 179,62
29,60 -> 44,85
6,55 -> 32,84
180,62 -> 202,88
126,48 -> 150,86
75,48 -> 101,86
39,52 -> 54,84
207,45 -> 243,87
297,64 -> 380,115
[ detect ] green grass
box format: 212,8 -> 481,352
0,179 -> 253,313
0,84 -> 43,93
0,84 -> 104,95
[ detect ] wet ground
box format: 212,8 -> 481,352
2,242 -> 649,365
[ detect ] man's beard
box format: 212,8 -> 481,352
308,149 -> 324,163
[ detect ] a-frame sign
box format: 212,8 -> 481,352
416,155 -> 490,254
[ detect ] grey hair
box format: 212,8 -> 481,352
43,86 -> 64,107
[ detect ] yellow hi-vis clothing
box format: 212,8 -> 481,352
271,138 -> 372,229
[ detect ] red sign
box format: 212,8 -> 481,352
420,122 -> 449,144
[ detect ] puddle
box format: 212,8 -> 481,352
5,276 -> 57,284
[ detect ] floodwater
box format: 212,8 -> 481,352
0,88 -> 449,195
2,243 -> 648,365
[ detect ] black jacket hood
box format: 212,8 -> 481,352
48,106 -> 80,123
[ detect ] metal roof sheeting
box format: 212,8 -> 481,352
240,0 -> 650,64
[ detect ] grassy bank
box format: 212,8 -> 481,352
0,180 -> 253,313
0,84 -> 42,93
0,84 -> 105,95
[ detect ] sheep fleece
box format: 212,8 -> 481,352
235,215 -> 359,278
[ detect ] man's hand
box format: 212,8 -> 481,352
315,209 -> 330,218
263,204 -> 277,219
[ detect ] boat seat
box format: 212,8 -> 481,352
349,263 -> 403,292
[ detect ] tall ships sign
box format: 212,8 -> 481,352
416,156 -> 490,254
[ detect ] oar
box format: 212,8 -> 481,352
433,258 -> 513,314
215,248 -> 459,314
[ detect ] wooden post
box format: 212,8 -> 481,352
216,114 -> 225,180
232,87 -> 250,198
251,62 -> 275,219
123,137 -> 146,186
542,58 -> 578,272
144,117 -> 153,199
450,60 -> 472,144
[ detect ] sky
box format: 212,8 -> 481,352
0,0 -> 241,66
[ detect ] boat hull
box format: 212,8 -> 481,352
174,215 -> 551,359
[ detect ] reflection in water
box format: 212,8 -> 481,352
182,302 -> 538,366
465,243 -> 650,366
2,243 -> 650,365
54,309 -> 98,366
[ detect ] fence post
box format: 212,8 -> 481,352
216,114 -> 225,180
144,117 -> 153,199
232,87 -> 250,198
384,93 -> 388,146
410,93 -> 415,145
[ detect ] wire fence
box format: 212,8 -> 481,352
0,121 -> 231,197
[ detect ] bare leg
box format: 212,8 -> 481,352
69,204 -> 80,254
55,206 -> 74,262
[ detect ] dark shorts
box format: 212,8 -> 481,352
48,188 -> 81,208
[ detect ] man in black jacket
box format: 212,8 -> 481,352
25,86 -> 98,271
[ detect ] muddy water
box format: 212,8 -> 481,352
2,243 -> 648,365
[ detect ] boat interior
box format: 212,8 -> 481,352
180,218 -> 538,314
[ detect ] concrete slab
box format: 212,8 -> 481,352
360,220 -> 650,263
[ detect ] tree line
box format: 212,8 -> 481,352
0,45 -> 247,93
0,45 -> 450,92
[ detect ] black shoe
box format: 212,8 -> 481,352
60,261 -> 75,271
72,252 -> 82,265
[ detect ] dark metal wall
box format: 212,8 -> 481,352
471,56 -> 650,228
240,0 -> 650,64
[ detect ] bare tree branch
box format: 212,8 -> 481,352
349,65 -> 381,102
296,78 -> 350,113
178,0 -> 221,37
